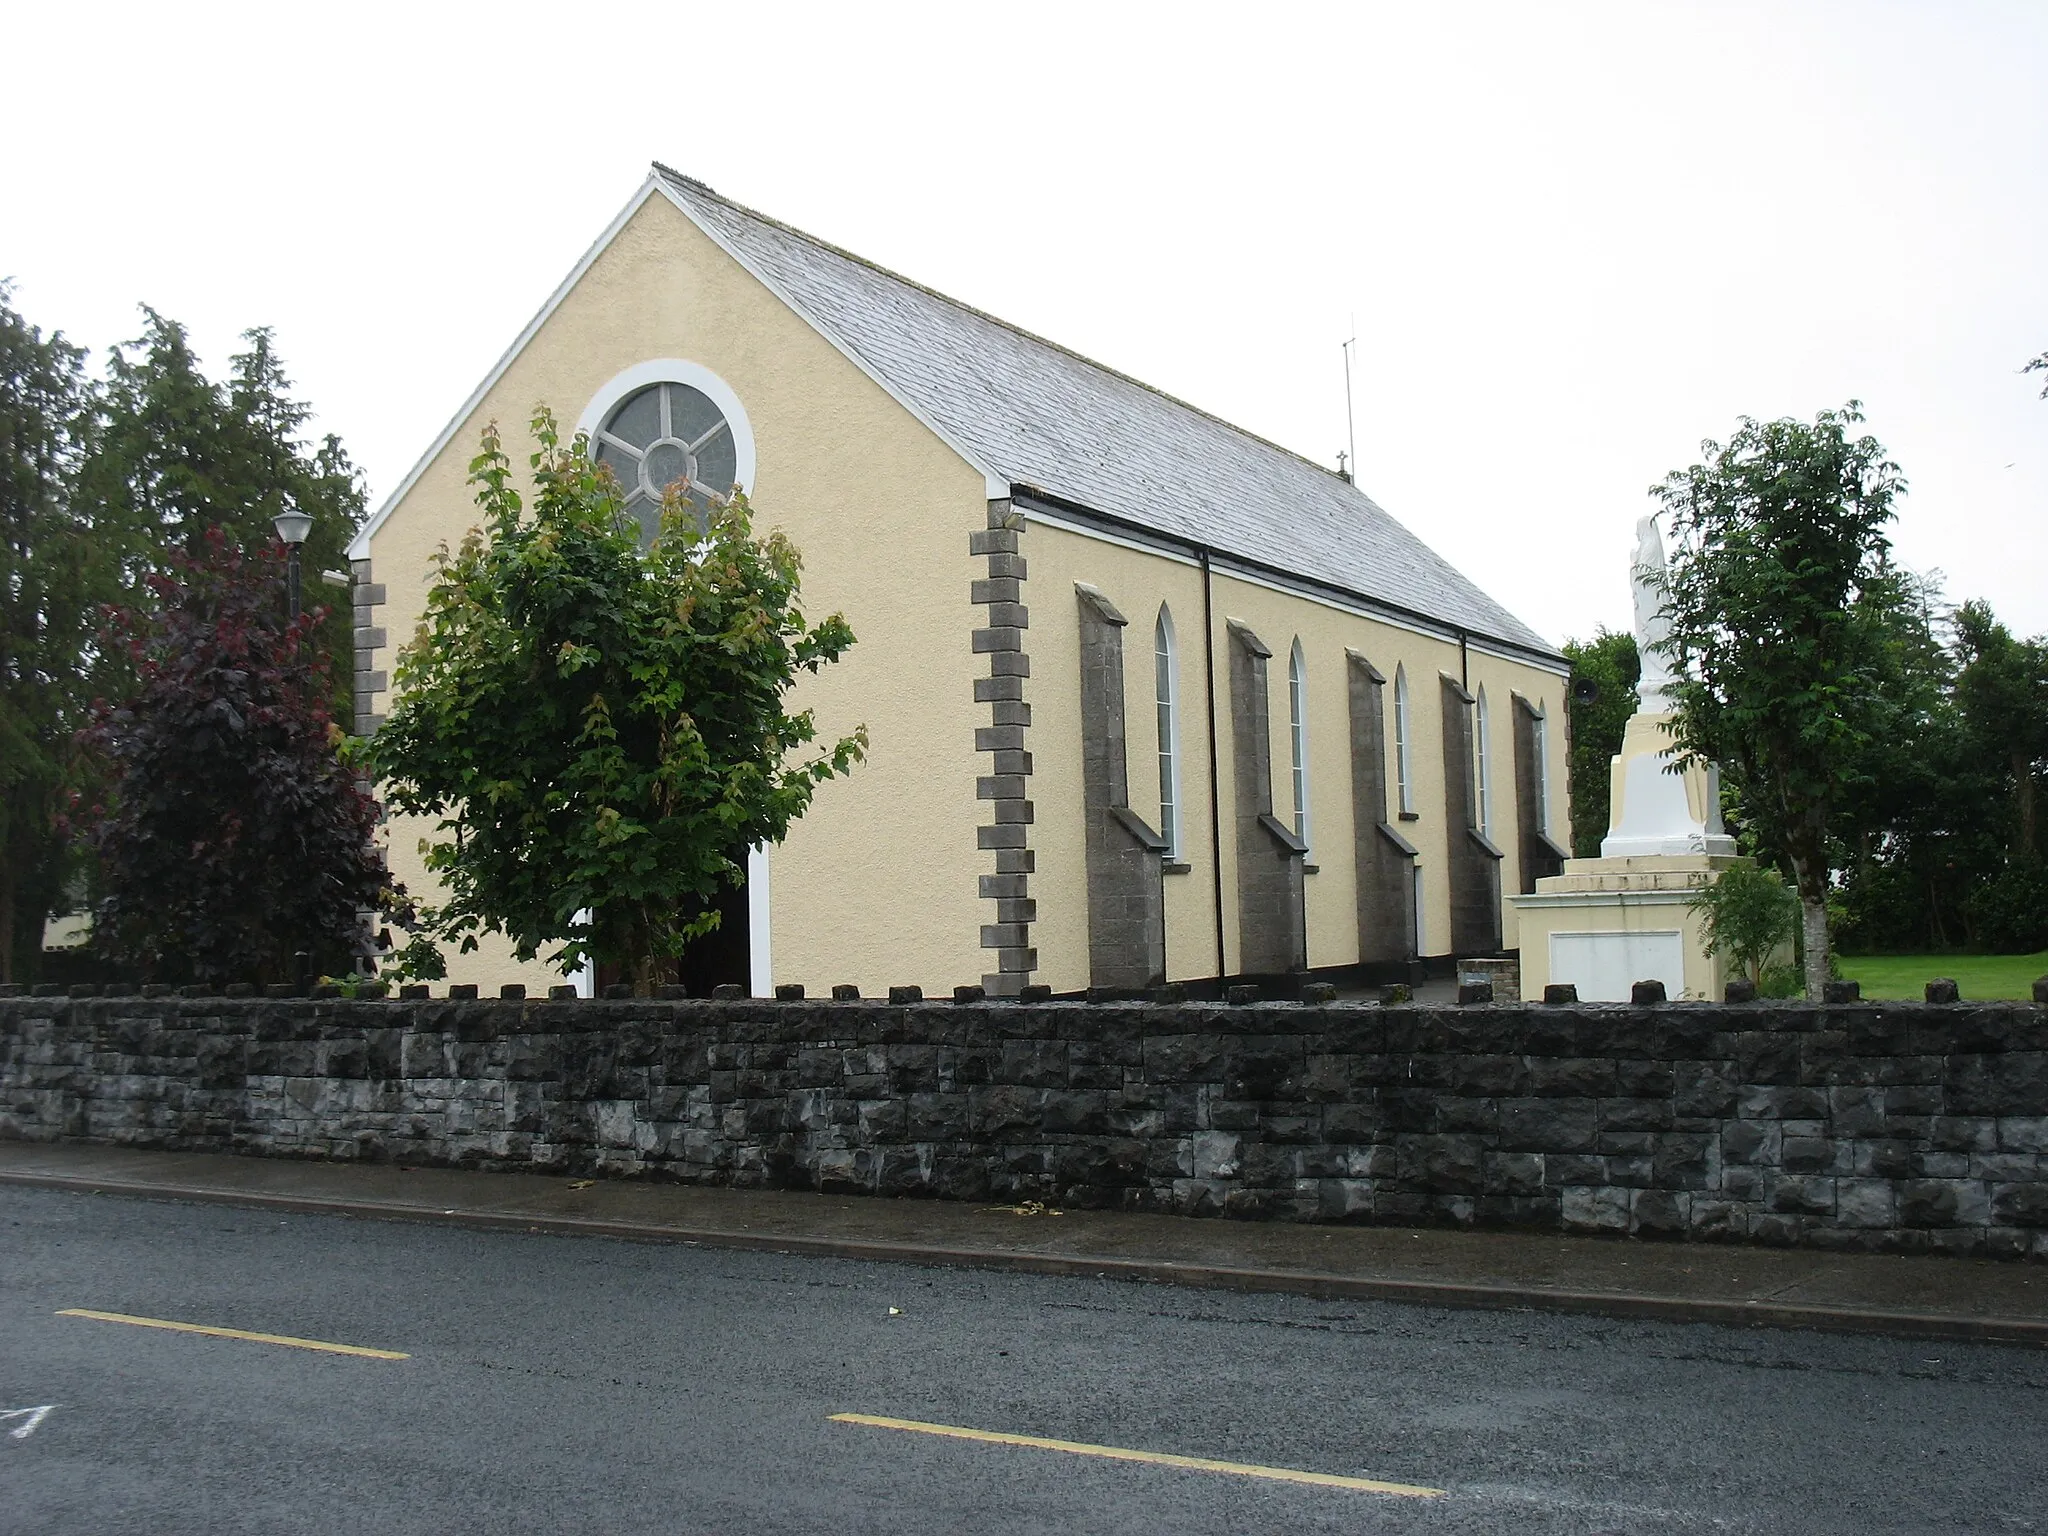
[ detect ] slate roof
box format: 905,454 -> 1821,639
656,166 -> 1557,659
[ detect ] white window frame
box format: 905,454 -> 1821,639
576,359 -> 758,495
1288,638 -> 1311,852
1154,605 -> 1182,861
1393,664 -> 1414,815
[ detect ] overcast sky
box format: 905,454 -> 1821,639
6,1 -> 2044,646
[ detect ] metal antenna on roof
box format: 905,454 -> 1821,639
1340,319 -> 1358,486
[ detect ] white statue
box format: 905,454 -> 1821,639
1603,513 -> 1735,859
1629,515 -> 1678,712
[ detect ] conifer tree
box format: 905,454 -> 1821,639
0,287 -> 103,981
81,310 -> 366,711
1,294 -> 369,978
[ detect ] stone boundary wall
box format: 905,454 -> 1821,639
3,996 -> 2045,1259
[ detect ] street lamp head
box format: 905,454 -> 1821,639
272,508 -> 314,547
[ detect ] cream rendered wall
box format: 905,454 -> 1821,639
1205,572 -> 1468,968
1222,575 -> 1362,969
364,194 -> 990,994
1018,522 -> 1569,980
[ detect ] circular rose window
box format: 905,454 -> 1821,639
590,381 -> 737,548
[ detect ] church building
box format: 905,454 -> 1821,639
347,165 -> 1571,997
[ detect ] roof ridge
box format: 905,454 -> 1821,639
650,163 -> 1368,499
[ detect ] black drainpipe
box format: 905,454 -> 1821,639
1459,631 -> 1469,691
1200,549 -> 1227,984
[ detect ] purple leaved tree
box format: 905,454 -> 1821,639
77,529 -> 389,985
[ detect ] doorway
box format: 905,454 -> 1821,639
676,875 -> 750,996
592,867 -> 751,996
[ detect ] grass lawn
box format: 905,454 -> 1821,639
1836,951 -> 2048,1001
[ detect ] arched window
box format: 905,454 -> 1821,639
577,361 -> 756,552
593,381 -> 735,548
1154,605 -> 1181,860
1288,638 -> 1311,851
1392,664 -> 1414,815
1475,686 -> 1493,836
1532,700 -> 1550,834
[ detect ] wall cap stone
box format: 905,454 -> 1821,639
1073,581 -> 1128,626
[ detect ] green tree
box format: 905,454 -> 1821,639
221,329 -> 367,704
1952,600 -> 2048,862
1950,601 -> 2048,952
1819,565 -> 1955,928
1690,862 -> 1799,985
1827,692 -> 1989,954
1559,628 -> 1639,857
0,295 -> 365,981
1824,591 -> 2048,955
0,286 -> 103,981
80,310 -> 365,712
1652,403 -> 1906,999
365,410 -> 866,992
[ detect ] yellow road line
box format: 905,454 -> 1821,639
829,1412 -> 1443,1498
56,1309 -> 408,1360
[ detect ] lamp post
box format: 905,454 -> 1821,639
269,505 -> 317,995
272,507 -> 313,621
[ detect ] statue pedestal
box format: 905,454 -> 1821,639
1509,709 -> 1740,1001
1511,854 -> 1739,1001
1600,712 -> 1736,859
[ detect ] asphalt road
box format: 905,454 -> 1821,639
2,1186 -> 2045,1535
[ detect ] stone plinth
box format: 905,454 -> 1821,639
1512,692 -> 1741,1001
1512,853 -> 1740,1002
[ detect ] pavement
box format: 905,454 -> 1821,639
1,1139 -> 2043,1346
5,1175 -> 2048,1534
